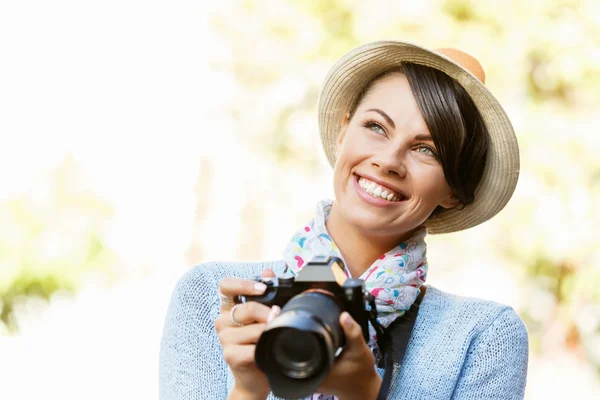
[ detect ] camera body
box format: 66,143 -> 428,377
238,255 -> 374,399
241,255 -> 371,342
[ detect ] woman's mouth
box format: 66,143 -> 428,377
356,176 -> 405,202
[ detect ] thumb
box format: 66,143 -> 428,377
261,268 -> 276,278
340,312 -> 364,346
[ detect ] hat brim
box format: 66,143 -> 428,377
318,41 -> 519,234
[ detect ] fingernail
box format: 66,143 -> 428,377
341,312 -> 353,328
254,282 -> 267,293
267,306 -> 281,323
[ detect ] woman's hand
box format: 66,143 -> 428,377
214,270 -> 280,400
317,312 -> 382,400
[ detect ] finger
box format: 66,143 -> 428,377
229,302 -> 272,325
266,305 -> 281,323
218,277 -> 268,298
218,278 -> 267,311
261,269 -> 276,278
222,344 -> 259,370
340,312 -> 365,348
219,323 -> 266,345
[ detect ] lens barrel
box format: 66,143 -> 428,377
255,291 -> 344,399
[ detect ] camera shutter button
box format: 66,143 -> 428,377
343,278 -> 364,288
278,274 -> 294,285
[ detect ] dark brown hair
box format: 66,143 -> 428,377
348,63 -> 489,213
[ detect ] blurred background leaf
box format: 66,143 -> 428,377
0,155 -> 116,333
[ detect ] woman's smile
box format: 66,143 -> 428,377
353,173 -> 405,207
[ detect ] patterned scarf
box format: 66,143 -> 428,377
282,199 -> 428,400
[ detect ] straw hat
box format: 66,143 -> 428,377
318,40 -> 520,234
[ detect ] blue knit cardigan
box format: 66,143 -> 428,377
159,261 -> 529,399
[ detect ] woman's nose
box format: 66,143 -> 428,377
372,150 -> 407,178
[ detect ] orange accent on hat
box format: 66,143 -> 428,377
436,48 -> 486,84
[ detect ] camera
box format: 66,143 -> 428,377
238,255 -> 374,399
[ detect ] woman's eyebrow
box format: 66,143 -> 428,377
366,108 -> 395,129
414,134 -> 433,141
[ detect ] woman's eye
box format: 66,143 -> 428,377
417,145 -> 436,157
365,122 -> 385,135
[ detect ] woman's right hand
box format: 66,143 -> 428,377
214,270 -> 280,400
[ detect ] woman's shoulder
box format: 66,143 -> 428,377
394,286 -> 529,399
164,260 -> 287,323
176,260 -> 288,288
415,285 -> 528,347
421,286 -> 526,326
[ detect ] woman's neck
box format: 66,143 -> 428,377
325,203 -> 416,278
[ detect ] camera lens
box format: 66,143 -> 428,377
255,291 -> 344,398
272,329 -> 324,379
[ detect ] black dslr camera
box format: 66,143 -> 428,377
238,255 -> 374,399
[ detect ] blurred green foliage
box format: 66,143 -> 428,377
211,0 -> 600,374
0,156 -> 115,334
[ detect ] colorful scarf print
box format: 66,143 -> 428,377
282,199 -> 428,400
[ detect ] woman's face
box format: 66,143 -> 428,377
332,73 -> 458,239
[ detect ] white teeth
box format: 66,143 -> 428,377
358,177 -> 401,202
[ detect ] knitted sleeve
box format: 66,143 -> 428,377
159,266 -> 227,399
451,308 -> 529,399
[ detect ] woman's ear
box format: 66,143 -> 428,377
439,193 -> 461,209
335,113 -> 350,158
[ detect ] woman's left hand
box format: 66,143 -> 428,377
316,312 -> 382,400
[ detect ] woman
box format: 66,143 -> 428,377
159,41 -> 529,399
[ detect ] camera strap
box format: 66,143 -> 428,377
368,286 -> 427,400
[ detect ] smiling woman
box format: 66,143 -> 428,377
160,41 -> 528,400
348,63 -> 489,210
330,72 -> 462,256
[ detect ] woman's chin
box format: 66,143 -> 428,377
340,201 -> 428,238
342,208 -> 404,236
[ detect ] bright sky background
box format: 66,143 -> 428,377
0,2 -> 217,398
0,1 -> 222,269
